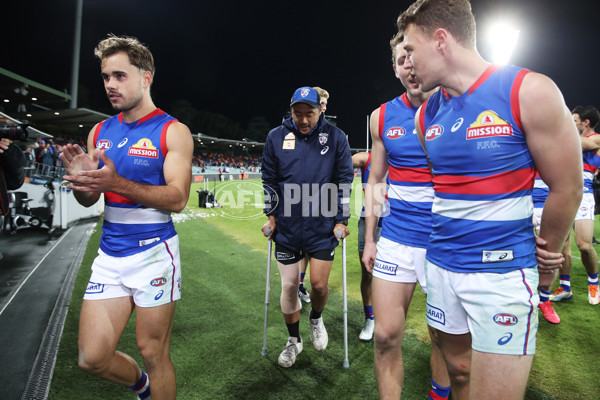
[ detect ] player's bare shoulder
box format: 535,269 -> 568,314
165,121 -> 194,152
519,72 -> 571,132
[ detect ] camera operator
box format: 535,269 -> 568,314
0,127 -> 28,216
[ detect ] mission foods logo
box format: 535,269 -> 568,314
466,111 -> 513,140
128,138 -> 159,158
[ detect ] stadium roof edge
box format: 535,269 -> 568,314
0,67 -> 71,102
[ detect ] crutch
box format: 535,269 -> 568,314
336,230 -> 350,369
261,228 -> 273,357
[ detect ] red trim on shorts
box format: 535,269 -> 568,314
164,240 -> 176,302
520,269 -> 535,355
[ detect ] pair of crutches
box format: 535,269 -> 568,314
261,228 -> 350,369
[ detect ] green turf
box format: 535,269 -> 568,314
48,179 -> 599,399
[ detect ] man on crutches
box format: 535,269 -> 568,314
261,86 -> 353,368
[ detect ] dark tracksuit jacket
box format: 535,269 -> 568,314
262,115 -> 353,253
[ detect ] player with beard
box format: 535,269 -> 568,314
60,34 -> 193,400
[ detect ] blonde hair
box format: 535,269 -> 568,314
313,86 -> 329,100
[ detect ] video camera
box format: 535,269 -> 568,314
0,123 -> 29,141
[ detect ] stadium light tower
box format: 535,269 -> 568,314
488,22 -> 520,65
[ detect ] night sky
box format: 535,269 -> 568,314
3,0 -> 599,148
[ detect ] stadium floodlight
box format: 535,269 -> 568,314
488,22 -> 520,65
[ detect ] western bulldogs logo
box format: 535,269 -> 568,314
96,140 -> 112,150
319,132 -> 328,145
385,127 -> 406,139
301,88 -> 310,97
425,125 -> 444,141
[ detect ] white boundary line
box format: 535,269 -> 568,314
0,225 -> 75,317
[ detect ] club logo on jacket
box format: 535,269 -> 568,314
319,132 -> 328,145
385,127 -> 406,139
96,140 -> 112,150
283,132 -> 295,150
128,138 -> 159,158
467,111 -> 513,140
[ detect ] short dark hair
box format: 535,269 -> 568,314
94,34 -> 155,77
397,0 -> 476,49
572,105 -> 600,129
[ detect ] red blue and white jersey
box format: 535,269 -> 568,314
582,132 -> 600,193
93,109 -> 178,257
532,172 -> 548,208
419,64 -> 536,273
380,93 -> 434,248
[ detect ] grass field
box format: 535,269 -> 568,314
48,178 -> 599,399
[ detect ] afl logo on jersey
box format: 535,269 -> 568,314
385,127 -> 406,139
425,125 -> 444,141
96,140 -> 112,150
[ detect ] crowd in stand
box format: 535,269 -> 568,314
18,137 -> 262,175
193,150 -> 262,172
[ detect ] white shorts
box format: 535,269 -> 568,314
575,192 -> 595,221
425,261 -> 539,355
533,207 -> 543,233
372,236 -> 427,292
357,218 -> 382,252
84,235 -> 182,307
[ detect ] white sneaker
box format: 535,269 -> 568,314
309,316 -> 328,351
359,318 -> 375,341
298,287 -> 311,303
278,337 -> 303,368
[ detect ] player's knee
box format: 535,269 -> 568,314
444,358 -> 470,386
373,326 -> 402,353
138,340 -> 167,368
310,279 -> 328,294
281,281 -> 298,297
78,349 -> 109,376
578,241 -> 594,254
